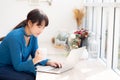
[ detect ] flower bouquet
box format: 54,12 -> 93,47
67,28 -> 89,50
74,28 -> 88,40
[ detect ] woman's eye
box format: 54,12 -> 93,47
38,26 -> 41,28
38,25 -> 42,28
38,25 -> 45,29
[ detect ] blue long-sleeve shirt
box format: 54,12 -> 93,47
0,27 -> 48,75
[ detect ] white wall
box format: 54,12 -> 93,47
0,0 -> 83,43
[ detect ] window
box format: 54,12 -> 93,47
113,5 -> 120,74
118,34 -> 120,70
100,7 -> 108,61
84,0 -> 120,75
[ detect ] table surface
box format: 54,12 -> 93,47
36,43 -> 120,80
36,52 -> 106,80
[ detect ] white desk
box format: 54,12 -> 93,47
36,51 -> 115,80
36,42 -> 120,80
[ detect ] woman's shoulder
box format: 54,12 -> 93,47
8,27 -> 23,37
5,27 -> 24,41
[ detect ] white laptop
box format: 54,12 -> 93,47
36,47 -> 85,74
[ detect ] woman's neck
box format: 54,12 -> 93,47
24,26 -> 31,37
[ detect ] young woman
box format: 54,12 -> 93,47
0,9 -> 62,80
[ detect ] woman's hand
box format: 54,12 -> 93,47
46,60 -> 62,68
33,50 -> 43,65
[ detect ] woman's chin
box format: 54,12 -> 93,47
33,35 -> 38,37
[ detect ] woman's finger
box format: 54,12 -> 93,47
58,63 -> 62,68
54,62 -> 62,68
51,63 -> 57,67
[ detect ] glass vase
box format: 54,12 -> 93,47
88,32 -> 98,58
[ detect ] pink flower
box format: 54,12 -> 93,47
74,29 -> 89,39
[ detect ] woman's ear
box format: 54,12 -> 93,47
27,20 -> 33,28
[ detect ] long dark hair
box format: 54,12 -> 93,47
0,9 -> 49,41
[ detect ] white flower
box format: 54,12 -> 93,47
68,33 -> 76,42
70,33 -> 76,39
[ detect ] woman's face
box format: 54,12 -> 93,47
29,20 -> 46,37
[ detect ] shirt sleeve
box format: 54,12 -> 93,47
8,37 -> 36,74
39,59 -> 49,66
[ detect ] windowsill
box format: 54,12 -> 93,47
86,69 -> 120,80
76,59 -> 120,80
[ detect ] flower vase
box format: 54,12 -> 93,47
79,38 -> 83,47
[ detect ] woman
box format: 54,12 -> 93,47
0,9 -> 61,80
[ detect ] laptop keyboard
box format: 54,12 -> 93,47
37,66 -> 55,71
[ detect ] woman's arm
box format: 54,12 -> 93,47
31,38 -> 49,66
8,37 -> 36,74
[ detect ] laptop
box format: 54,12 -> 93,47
36,47 -> 85,74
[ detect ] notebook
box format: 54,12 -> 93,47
36,47 -> 85,74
